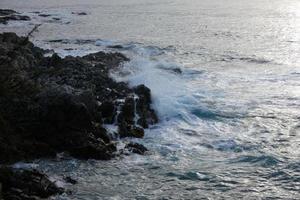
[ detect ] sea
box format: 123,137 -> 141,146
1,0 -> 300,199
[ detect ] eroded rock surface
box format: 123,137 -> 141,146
0,32 -> 157,199
0,32 -> 157,163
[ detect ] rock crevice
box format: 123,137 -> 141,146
0,32 -> 158,199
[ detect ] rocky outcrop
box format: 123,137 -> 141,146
0,32 -> 157,163
0,167 -> 63,200
125,142 -> 149,155
0,9 -> 30,24
0,32 -> 157,199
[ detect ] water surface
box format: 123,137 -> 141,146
1,0 -> 300,199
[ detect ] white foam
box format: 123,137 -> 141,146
110,48 -> 197,122
12,162 -> 39,169
95,39 -> 116,47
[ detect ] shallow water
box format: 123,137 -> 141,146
1,0 -> 300,199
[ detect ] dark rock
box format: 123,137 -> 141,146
108,45 -> 124,49
0,167 -> 63,200
0,31 -> 159,200
118,123 -> 144,138
134,84 -> 151,104
38,14 -> 51,17
48,39 -> 64,43
125,142 -> 148,155
172,68 -> 182,74
134,85 -> 158,128
92,125 -> 111,143
0,182 -> 2,199
0,9 -> 30,24
64,176 -> 77,185
72,12 -> 87,16
119,96 -> 135,124
99,101 -> 116,123
0,9 -> 17,16
70,141 -> 115,160
0,32 -> 157,165
131,126 -> 145,138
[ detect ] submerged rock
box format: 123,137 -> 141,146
72,12 -> 87,16
38,14 -> 52,17
64,176 -> 77,185
125,142 -> 148,155
0,167 -> 63,200
0,9 -> 30,24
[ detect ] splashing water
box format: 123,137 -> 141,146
1,0 -> 300,199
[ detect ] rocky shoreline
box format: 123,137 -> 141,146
0,12 -> 158,199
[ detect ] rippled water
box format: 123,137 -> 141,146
1,0 -> 300,199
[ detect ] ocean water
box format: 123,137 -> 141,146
1,0 -> 300,199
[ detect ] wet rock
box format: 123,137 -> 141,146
70,141 -> 115,160
125,142 -> 148,155
72,12 -> 87,16
108,45 -> 124,49
64,176 -> 77,185
0,167 -> 63,200
130,126 -> 145,138
134,85 -> 158,128
120,96 -> 135,124
0,9 -> 16,16
0,32 -> 158,166
99,101 -> 116,123
134,84 -> 151,104
118,123 -> 144,138
48,39 -> 64,43
38,14 -> 51,17
92,125 -> 111,143
0,9 -> 30,24
172,68 -> 182,74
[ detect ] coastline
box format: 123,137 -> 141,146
0,10 -> 157,199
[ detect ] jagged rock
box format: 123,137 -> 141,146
0,167 -> 63,200
120,96 -> 135,124
125,142 -> 148,155
134,84 -> 158,128
92,125 -> 111,143
134,84 -> 151,104
0,32 -> 129,164
70,142 -> 115,160
118,122 -> 145,138
0,32 -> 158,164
131,126 -> 145,138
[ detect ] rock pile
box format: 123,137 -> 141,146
0,32 -> 157,199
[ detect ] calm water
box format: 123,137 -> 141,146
1,0 -> 300,199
